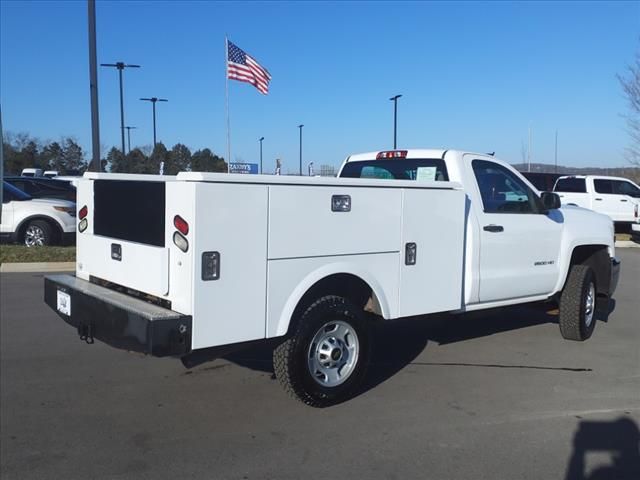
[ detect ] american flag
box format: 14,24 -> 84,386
227,40 -> 272,95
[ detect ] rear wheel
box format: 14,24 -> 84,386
23,220 -> 52,247
273,295 -> 371,407
559,265 -> 597,341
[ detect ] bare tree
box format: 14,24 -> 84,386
618,49 -> 640,166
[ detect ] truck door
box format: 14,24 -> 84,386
470,159 -> 563,302
592,179 -> 625,222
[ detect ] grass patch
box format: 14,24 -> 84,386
0,245 -> 76,263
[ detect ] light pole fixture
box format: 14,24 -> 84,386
140,97 -> 168,147
125,126 -> 137,153
259,137 -> 264,174
298,124 -> 304,176
100,61 -> 140,154
389,94 -> 402,149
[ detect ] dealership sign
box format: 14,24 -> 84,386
229,163 -> 259,174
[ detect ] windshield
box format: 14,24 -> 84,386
3,181 -> 32,201
340,158 -> 449,181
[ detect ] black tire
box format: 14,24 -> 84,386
559,265 -> 597,341
22,219 -> 53,247
273,295 -> 371,407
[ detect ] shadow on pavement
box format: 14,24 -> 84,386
223,302 -> 584,397
565,417 -> 640,480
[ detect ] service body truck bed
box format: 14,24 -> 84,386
45,149 -> 619,407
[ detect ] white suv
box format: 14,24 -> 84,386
1,181 -> 76,246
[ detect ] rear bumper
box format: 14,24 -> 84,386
44,275 -> 191,357
610,257 -> 621,297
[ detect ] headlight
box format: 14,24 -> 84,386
54,206 -> 76,217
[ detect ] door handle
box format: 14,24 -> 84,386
621,199 -> 628,202
595,198 -> 603,201
483,224 -> 504,232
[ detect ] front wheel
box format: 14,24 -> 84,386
273,295 -> 371,407
559,265 -> 597,341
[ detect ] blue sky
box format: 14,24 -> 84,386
1,1 -> 638,171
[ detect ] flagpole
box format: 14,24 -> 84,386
225,35 -> 230,173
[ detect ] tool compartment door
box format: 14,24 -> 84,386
398,188 -> 466,317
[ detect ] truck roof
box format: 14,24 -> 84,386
556,174 -> 638,183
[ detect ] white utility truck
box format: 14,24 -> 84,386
44,149 -> 620,407
553,175 -> 640,234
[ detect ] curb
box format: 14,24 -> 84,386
0,262 -> 75,273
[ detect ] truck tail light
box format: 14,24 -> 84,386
173,232 -> 189,252
174,215 -> 189,235
78,205 -> 88,232
376,150 -> 408,159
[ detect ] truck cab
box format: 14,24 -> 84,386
339,149 -> 618,308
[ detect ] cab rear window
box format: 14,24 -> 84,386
340,159 -> 448,181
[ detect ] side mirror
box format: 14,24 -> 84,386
541,191 -> 561,211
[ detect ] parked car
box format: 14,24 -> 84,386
4,176 -> 76,202
553,175 -> 640,231
1,181 -> 76,246
21,168 -> 43,177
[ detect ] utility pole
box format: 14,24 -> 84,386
125,126 -> 137,154
554,130 -> 558,174
390,94 -> 402,149
88,0 -> 101,171
298,124 -> 304,175
259,137 -> 264,174
527,125 -> 532,173
101,61 -> 140,154
140,97 -> 168,147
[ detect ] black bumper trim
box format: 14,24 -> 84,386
44,275 -> 191,357
610,257 -> 621,296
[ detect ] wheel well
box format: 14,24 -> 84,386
568,245 -> 611,296
16,216 -> 62,243
288,274 -> 378,335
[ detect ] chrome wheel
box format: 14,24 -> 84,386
307,320 -> 360,387
584,282 -> 595,328
24,225 -> 46,247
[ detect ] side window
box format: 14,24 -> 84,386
554,177 -> 586,193
613,180 -> 640,197
472,160 -> 539,214
3,190 -> 15,203
593,179 -> 613,194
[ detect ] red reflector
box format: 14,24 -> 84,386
79,205 -> 88,219
174,215 -> 189,235
376,150 -> 408,159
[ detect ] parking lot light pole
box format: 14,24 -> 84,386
298,124 -> 304,176
389,94 -> 402,149
125,126 -> 137,154
140,97 -> 168,147
259,137 -> 264,174
100,62 -> 140,154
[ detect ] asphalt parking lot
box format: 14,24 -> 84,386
1,249 -> 639,480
